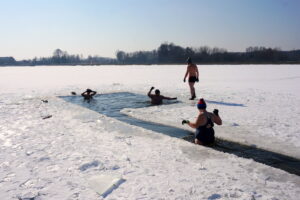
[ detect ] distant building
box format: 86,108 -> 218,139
0,57 -> 16,65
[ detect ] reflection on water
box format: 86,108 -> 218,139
60,92 -> 300,176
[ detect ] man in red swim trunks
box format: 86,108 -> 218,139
183,57 -> 199,100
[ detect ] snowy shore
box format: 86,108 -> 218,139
0,65 -> 300,199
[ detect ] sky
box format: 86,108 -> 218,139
0,0 -> 300,60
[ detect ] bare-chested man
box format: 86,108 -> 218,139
81,88 -> 97,101
183,57 -> 199,100
148,87 -> 177,105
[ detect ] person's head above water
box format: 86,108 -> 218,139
197,98 -> 207,110
186,57 -> 192,64
81,88 -> 96,101
155,89 -> 160,95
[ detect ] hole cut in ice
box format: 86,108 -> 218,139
60,92 -> 300,176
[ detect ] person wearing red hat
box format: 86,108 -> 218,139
183,57 -> 199,100
182,98 -> 222,145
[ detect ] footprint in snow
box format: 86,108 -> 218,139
208,194 -> 222,200
79,160 -> 100,171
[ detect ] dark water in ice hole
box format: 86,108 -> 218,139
60,92 -> 300,176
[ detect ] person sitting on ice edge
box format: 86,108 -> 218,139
81,88 -> 97,100
147,87 -> 177,105
182,98 -> 222,145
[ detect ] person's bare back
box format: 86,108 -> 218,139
149,95 -> 164,105
188,64 -> 198,78
147,87 -> 177,105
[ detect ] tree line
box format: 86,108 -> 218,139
1,43 -> 300,66
116,43 -> 300,64
0,49 -> 117,66
21,49 -> 116,65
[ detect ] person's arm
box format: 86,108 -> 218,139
81,91 -> 87,97
91,91 -> 97,96
183,66 -> 189,82
212,109 -> 222,125
188,115 -> 203,128
163,96 -> 177,100
182,114 -> 203,128
195,65 -> 199,80
148,87 -> 154,97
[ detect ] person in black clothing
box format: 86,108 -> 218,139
182,98 -> 222,145
81,89 -> 97,101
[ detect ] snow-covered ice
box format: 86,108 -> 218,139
0,65 -> 300,199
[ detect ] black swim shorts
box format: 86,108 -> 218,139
188,76 -> 197,83
195,128 -> 215,145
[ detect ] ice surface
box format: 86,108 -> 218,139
0,65 -> 300,199
88,174 -> 125,197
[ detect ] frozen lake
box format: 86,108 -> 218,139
61,92 -> 300,176
0,65 -> 300,199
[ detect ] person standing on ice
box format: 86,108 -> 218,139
148,87 -> 177,105
182,98 -> 222,145
183,57 -> 199,100
81,88 -> 97,101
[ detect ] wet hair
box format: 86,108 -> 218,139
86,89 -> 92,93
186,57 -> 192,64
155,89 -> 160,95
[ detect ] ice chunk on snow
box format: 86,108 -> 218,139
88,174 -> 125,197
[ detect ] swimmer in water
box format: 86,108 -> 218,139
147,87 -> 177,105
81,89 -> 97,101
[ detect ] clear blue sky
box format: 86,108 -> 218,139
1,0 -> 299,60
